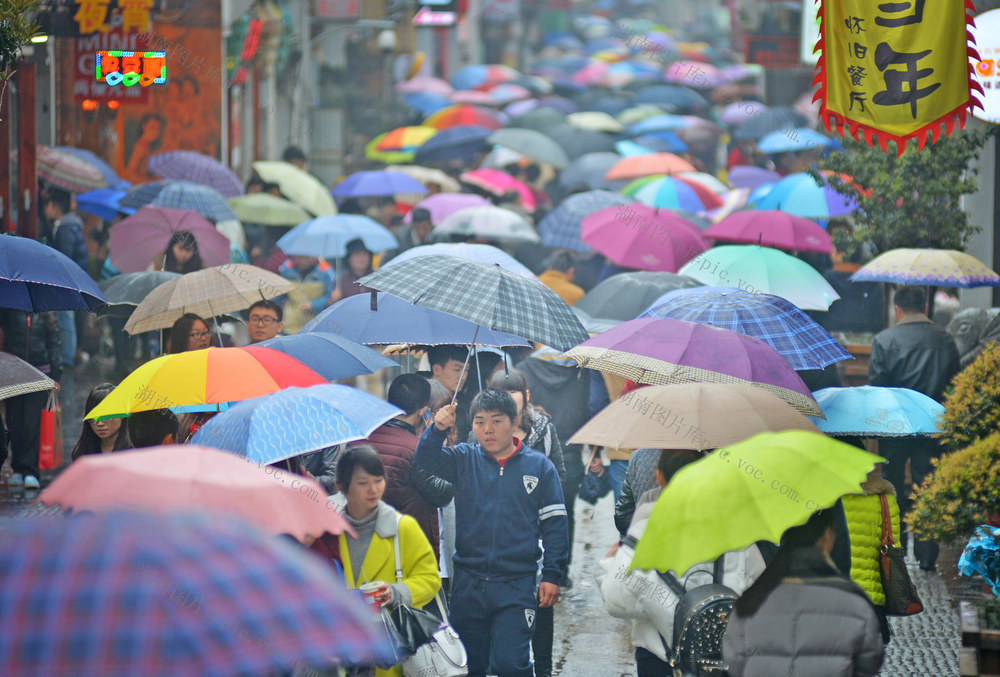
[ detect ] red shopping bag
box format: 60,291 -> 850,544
39,390 -> 62,471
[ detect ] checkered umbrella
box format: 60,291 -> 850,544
37,146 -> 108,192
537,189 -> 631,252
0,353 -> 55,400
0,510 -> 391,677
148,151 -> 244,198
640,287 -> 851,371
120,180 -> 238,223
357,255 -> 590,351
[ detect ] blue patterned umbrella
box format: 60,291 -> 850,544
192,384 -> 403,465
255,332 -> 398,381
807,386 -> 945,437
0,235 -> 107,311
120,180 -> 238,223
537,189 -> 631,252
641,287 -> 851,370
276,214 -> 398,258
148,151 -> 244,198
383,243 -> 537,278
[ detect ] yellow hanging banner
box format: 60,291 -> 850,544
814,0 -> 983,153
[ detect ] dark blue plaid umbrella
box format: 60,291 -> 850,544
0,235 -> 106,311
120,181 -> 238,223
0,510 -> 391,677
640,287 -> 851,370
537,189 -> 631,252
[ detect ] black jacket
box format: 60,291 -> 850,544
300,445 -> 340,494
0,310 -> 63,382
869,315 -> 961,402
613,448 -> 660,536
50,213 -> 89,272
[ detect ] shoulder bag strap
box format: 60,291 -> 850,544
879,494 -> 893,548
392,512 -> 404,583
713,553 -> 725,584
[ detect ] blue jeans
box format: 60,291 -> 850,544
609,459 -> 629,503
56,310 -> 76,368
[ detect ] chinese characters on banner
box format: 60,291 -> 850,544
813,0 -> 983,154
74,30 -> 152,103
73,0 -> 153,35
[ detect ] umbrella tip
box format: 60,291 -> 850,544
370,290 -> 378,312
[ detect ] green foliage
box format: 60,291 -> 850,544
0,0 -> 41,84
813,127 -> 996,253
982,599 -> 1000,630
939,342 -> 1000,451
909,433 -> 1000,543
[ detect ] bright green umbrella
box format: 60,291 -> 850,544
631,430 -> 883,576
227,194 -> 311,226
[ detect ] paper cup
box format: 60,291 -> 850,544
359,581 -> 384,612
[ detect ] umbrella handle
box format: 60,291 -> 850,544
450,325 -> 480,407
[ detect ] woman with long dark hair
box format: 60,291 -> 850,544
72,383 -> 131,460
161,230 -> 203,274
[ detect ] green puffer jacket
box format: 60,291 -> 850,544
842,477 -> 900,606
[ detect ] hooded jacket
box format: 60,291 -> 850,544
0,310 -> 63,382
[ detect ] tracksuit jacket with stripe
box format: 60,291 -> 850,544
414,424 -> 569,585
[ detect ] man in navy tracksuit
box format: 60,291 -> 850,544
415,389 -> 569,677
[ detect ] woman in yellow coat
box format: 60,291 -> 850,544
332,444 -> 441,677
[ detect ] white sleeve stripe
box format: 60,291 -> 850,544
539,508 -> 568,520
538,503 -> 566,516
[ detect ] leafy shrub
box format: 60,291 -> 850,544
938,342 -> 1000,451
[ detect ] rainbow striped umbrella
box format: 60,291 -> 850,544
622,175 -> 724,211
850,249 -> 1000,288
424,104 -> 506,130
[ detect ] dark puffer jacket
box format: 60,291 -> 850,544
0,310 -> 63,382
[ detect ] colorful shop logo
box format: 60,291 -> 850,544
95,50 -> 167,87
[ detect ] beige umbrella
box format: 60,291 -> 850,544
569,382 -> 820,450
124,264 -> 294,335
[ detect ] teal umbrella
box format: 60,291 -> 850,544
808,386 -> 945,437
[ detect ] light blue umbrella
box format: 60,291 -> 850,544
757,128 -> 838,155
627,114 -> 692,136
191,384 -> 403,465
57,146 -> 129,189
808,386 -> 945,437
255,332 -> 398,381
276,215 -> 398,258
382,243 -> 537,278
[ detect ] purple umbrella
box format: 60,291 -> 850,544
331,171 -> 429,198
504,99 -> 540,117
403,193 -> 491,224
108,206 -> 232,273
720,101 -> 769,127
148,151 -> 244,198
562,317 -> 822,417
728,166 -> 783,190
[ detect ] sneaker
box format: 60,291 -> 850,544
23,475 -> 40,490
7,473 -> 23,487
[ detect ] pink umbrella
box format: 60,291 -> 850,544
720,101 -> 769,127
487,83 -> 533,103
705,211 -> 832,254
460,168 -> 538,210
571,61 -> 609,86
664,61 -> 722,88
396,76 -> 454,96
581,203 -> 707,272
108,206 -> 231,273
403,193 -> 492,224
450,89 -> 497,105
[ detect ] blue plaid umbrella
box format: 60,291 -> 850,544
276,214 -> 398,258
256,332 -> 398,381
148,151 -> 244,198
0,510 -> 391,677
808,386 -> 944,437
120,180 -> 238,223
641,287 -> 851,370
0,235 -> 107,311
537,189 -> 631,252
192,384 -> 403,465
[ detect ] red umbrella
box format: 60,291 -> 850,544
109,206 -> 231,273
705,210 -> 833,254
425,104 -> 505,130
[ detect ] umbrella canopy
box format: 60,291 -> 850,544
757,128 -> 837,155
537,189 -> 632,252
617,132 -> 689,154
403,91 -> 451,116
0,510 -> 389,677
677,245 -> 841,311
605,153 -> 696,181
719,101 -> 769,126
332,170 -> 428,198
566,111 -> 624,133
633,85 -> 708,112
626,114 -> 693,136
108,206 -> 231,273
557,152 -> 622,192
641,287 -> 851,370
0,352 -> 56,400
676,172 -> 729,195
396,75 -> 453,95
618,104 -> 673,125
55,146 -> 127,189
509,107 -> 568,131
97,271 -> 181,318
460,169 -> 537,210
392,166 -> 462,196
148,151 -> 244,198
403,193 -> 491,225
705,210 -> 832,254
631,431 -> 882,575
0,235 -> 107,312
358,255 -> 589,351
124,264 -> 294,334
37,145 -> 108,192
75,188 -> 132,222
732,106 -> 809,141
192,384 -> 403,465
425,104 -> 505,130
226,193 -> 311,226
376,126 -> 438,154
540,124 -> 618,159
303,292 -> 531,347
383,243 -> 536,278
276,215 -> 397,259
581,203 -> 707,272
413,125 -> 493,164
575,271 -> 703,321
850,248 -> 1000,288
252,161 -> 338,216
570,382 -> 820,450
488,128 -> 571,169
809,386 -> 945,437
487,83 -> 532,103
432,206 -> 539,243
451,64 -> 519,91
563,318 -> 822,416
753,172 -> 859,219
728,165 -> 782,190
120,181 -> 238,223
622,175 -> 724,211
87,346 -> 326,420
256,331 -> 398,381
38,445 -> 353,540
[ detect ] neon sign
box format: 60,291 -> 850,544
95,50 -> 167,87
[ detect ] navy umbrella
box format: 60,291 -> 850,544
0,235 -> 106,311
414,125 -> 493,165
632,85 -> 708,113
732,106 -> 809,142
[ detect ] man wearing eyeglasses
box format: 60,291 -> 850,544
246,300 -> 284,344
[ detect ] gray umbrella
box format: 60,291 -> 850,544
574,271 -> 704,321
487,128 -> 570,169
508,107 -> 567,132
541,124 -> 618,160
0,353 -> 56,400
97,271 -> 182,318
558,152 -> 622,190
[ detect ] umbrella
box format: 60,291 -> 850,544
705,211 -> 832,254
192,384 -> 403,465
509,107 -> 567,131
728,166 -> 782,190
631,431 -> 883,575
757,128 -> 837,155
567,111 -> 624,133
227,193 -> 311,226
617,104 -> 671,125
675,172 -> 729,195
664,61 -> 723,88
120,180 -> 238,223
575,271 -> 703,321
540,124 -> 618,159
604,153 -> 696,181
36,145 -> 107,192
850,248 -> 1000,288
487,83 -> 532,103
303,292 -> 529,347
537,189 -> 632,252
403,91 -> 451,116
252,161 -> 338,217
0,235 -> 107,312
479,145 -> 528,170
617,133 -> 689,154
569,382 -> 820,450
0,510 -> 389,677
276,215 -> 397,259
678,245 -> 840,311
402,193 -> 491,225
622,175 -> 724,211
75,188 -> 133,222
396,75 -> 454,95
96,271 -> 181,318
424,104 -> 505,130
562,317 -> 822,417
374,126 -> 445,156
332,171 -> 428,198
809,386 -> 945,437
431,206 -> 539,243
357,255 -> 590,351
413,125 -> 493,165
537,95 -> 580,114
108,206 -> 231,273
259,330 -> 401,381
581,203 -> 707,272
382,243 -> 537,278
0,352 -> 56,400
719,101 -> 769,127
626,114 -> 693,136
55,146 -> 128,189
632,85 -> 708,112
124,264 -> 294,334
460,169 -> 537,210
451,64 -> 519,91
706,188 -> 753,223
641,287 -> 851,370
753,172 -> 859,220
391,166 -> 461,196
488,128 -> 570,169
148,151 -> 244,198
513,75 -> 553,96
557,153 -> 622,192
732,106 -> 809,141
87,346 -> 326,420
38,445 -> 353,540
